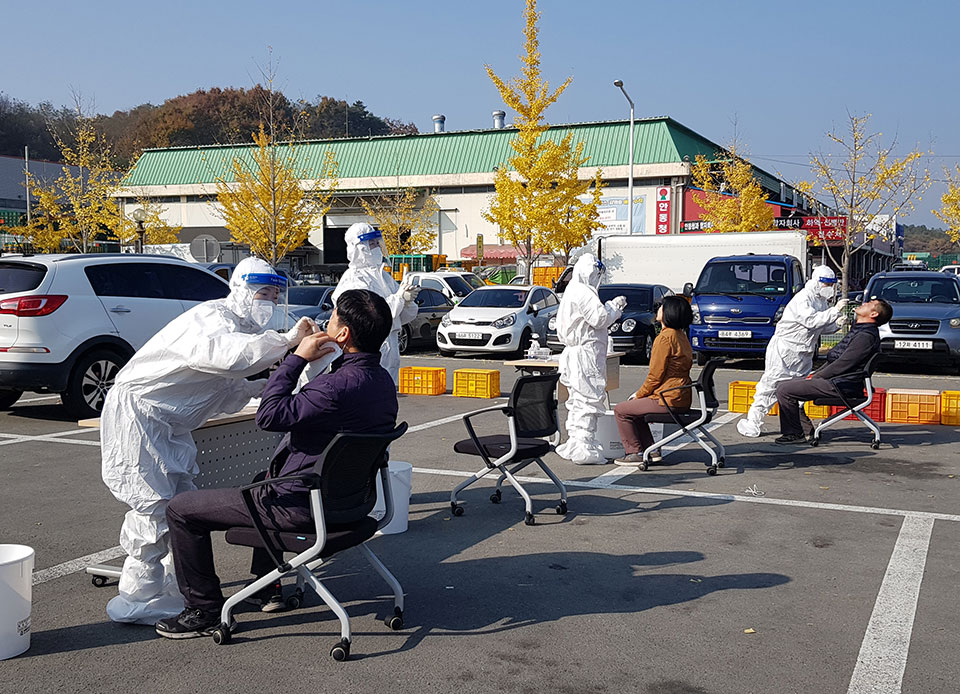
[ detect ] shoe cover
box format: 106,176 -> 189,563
737,418 -> 762,438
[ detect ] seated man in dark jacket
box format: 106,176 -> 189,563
157,289 -> 398,639
774,298 -> 892,444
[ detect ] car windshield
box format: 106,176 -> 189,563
461,274 -> 485,289
458,288 -> 529,308
287,287 -> 330,305
695,261 -> 788,295
599,287 -> 653,310
869,278 -> 960,304
443,275 -> 474,297
0,262 -> 47,294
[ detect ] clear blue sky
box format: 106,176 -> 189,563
4,0 -> 956,227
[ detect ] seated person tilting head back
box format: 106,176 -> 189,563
156,289 -> 398,639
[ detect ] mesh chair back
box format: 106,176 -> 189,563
698,359 -> 723,409
508,374 -> 560,438
317,423 -> 408,526
864,353 -> 880,377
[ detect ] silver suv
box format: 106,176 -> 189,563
0,254 -> 229,417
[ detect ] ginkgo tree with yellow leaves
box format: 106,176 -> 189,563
798,113 -> 930,297
483,0 -> 605,280
113,198 -> 182,248
360,188 -> 439,255
933,165 -> 960,245
690,146 -> 775,233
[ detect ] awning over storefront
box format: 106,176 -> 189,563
460,243 -> 519,260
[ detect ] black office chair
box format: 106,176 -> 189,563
215,423 -> 409,661
640,359 -> 726,475
451,374 -> 567,526
810,353 -> 882,449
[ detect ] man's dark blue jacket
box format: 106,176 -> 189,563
255,351 -> 398,498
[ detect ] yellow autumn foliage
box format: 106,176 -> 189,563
690,147 -> 775,233
933,165 -> 960,244
113,198 -> 182,246
360,189 -> 439,256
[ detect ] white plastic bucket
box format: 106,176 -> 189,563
0,544 -> 34,660
596,411 -> 663,460
372,461 -> 413,534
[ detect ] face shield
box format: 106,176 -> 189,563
241,272 -> 289,329
593,259 -> 606,288
357,226 -> 387,257
817,275 -> 838,300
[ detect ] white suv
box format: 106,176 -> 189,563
0,254 -> 229,417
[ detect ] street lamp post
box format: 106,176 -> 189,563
613,80 -> 635,234
131,207 -> 147,254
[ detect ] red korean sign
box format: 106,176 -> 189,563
773,216 -> 847,242
655,187 -> 671,235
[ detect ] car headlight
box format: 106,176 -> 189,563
950,318 -> 960,328
691,305 -> 701,324
773,306 -> 785,324
441,314 -> 452,327
608,322 -> 620,334
548,315 -> 557,330
492,313 -> 517,329
622,318 -> 637,333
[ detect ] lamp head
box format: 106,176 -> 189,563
131,208 -> 147,223
613,79 -> 623,88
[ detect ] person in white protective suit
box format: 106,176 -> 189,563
554,254 -> 626,465
736,265 -> 850,438
99,256 -> 317,624
332,223 -> 418,384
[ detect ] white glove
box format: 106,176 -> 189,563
836,298 -> 853,310
836,312 -> 852,328
284,317 -> 317,347
402,284 -> 421,303
610,295 -> 627,312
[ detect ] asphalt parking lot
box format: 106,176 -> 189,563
1,353 -> 958,694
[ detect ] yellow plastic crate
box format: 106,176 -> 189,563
453,369 -> 501,398
532,266 -> 565,288
939,390 -> 960,426
804,401 -> 831,419
885,388 -> 940,424
728,381 -> 778,415
398,366 -> 447,396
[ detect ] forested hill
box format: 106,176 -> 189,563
902,224 -> 957,254
0,89 -> 418,168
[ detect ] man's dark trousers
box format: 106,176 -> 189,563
776,378 -> 841,437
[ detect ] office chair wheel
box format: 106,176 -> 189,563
718,457 -> 726,468
706,466 -> 718,476
91,575 -> 108,587
524,512 -> 536,526
639,461 -> 649,471
555,501 -> 567,515
871,441 -> 880,450
451,503 -> 464,517
385,607 -> 404,630
285,591 -> 303,610
211,625 -> 232,645
330,638 -> 350,661
810,437 -> 820,447
490,489 -> 502,504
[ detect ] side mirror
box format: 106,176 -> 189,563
321,301 -> 333,310
683,282 -> 694,297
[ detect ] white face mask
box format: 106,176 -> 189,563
819,285 -> 836,300
249,299 -> 276,328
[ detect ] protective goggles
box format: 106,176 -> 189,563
241,272 -> 288,288
817,276 -> 838,284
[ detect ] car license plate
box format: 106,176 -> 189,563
894,339 -> 933,350
459,332 -> 483,340
718,330 -> 751,339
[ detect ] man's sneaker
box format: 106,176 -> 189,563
244,582 -> 289,613
614,453 -> 643,466
775,433 -> 807,445
156,608 -> 231,639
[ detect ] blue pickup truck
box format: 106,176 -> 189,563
687,254 -> 806,365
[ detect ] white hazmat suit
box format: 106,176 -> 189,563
736,265 -> 846,438
555,254 -> 625,465
332,223 -> 418,383
100,257 -> 313,624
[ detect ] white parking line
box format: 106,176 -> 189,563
847,515 -> 934,694
33,546 -> 126,586
0,428 -> 99,447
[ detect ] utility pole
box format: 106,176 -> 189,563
24,146 -> 31,226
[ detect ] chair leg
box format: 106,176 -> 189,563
496,459 -> 536,492
221,566 -> 289,628
500,465 -> 535,524
533,458 -> 567,503
689,428 -> 718,469
813,410 -> 848,442
357,544 -> 404,613
699,427 -> 726,463
451,465 -> 496,506
299,565 -> 351,643
853,412 -> 881,447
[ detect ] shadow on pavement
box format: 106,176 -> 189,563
7,403 -> 75,423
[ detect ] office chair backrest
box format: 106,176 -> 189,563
509,374 -> 561,438
698,359 -> 723,410
317,422 -> 409,526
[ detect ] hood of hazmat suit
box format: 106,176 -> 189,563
99,255 -> 296,623
737,264 -> 844,437
332,223 -> 417,383
554,254 -> 623,465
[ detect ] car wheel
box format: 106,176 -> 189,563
398,326 -> 411,354
62,349 -> 126,419
643,335 -> 654,364
439,348 -> 456,358
696,352 -> 710,367
0,388 -> 23,410
514,328 -> 533,359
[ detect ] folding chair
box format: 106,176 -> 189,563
810,353 -> 882,449
215,422 -> 408,661
451,373 -> 567,526
640,358 -> 726,475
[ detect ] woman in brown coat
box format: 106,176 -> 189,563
613,296 -> 694,466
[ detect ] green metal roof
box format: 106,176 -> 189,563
122,117 -> 778,190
